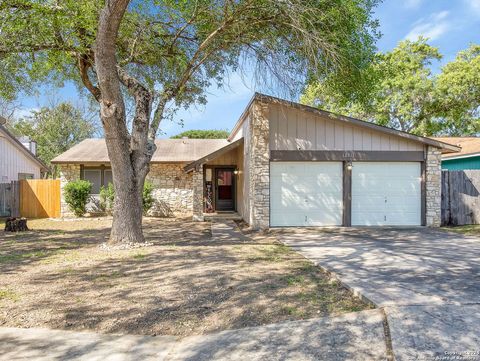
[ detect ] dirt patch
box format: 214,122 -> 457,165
0,217 -> 372,337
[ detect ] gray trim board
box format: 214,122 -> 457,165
343,162 -> 352,226
271,150 -> 425,162
421,160 -> 426,226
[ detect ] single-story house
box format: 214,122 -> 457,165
0,121 -> 48,182
52,93 -> 460,228
432,137 -> 480,170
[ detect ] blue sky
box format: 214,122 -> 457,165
17,0 -> 480,138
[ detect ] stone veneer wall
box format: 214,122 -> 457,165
248,101 -> 270,230
192,167 -> 204,221
147,163 -> 193,217
58,163 -> 194,217
425,146 -> 442,227
59,164 -> 81,217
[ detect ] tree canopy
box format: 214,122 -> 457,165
10,102 -> 97,176
171,129 -> 229,139
301,38 -> 480,136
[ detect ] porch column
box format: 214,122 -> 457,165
192,166 -> 204,221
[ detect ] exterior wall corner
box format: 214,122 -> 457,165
248,101 -> 270,230
192,167 -> 204,222
425,146 -> 442,227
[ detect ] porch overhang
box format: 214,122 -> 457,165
184,138 -> 244,172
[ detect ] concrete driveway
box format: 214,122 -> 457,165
278,228 -> 480,361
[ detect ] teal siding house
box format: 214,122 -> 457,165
433,137 -> 480,170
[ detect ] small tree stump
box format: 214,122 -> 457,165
4,217 -> 29,232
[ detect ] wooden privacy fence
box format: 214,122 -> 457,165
441,170 -> 480,226
0,181 -> 20,217
0,179 -> 60,218
19,179 -> 61,218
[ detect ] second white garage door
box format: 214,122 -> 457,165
351,162 -> 421,226
270,162 -> 343,226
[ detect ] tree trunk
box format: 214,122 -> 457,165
110,173 -> 144,243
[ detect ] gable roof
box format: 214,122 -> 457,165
184,137 -> 244,172
431,137 -> 480,160
229,93 -> 461,153
51,138 -> 230,164
0,123 -> 49,171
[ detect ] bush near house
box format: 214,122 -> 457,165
64,180 -> 92,217
99,183 -> 115,215
99,181 -> 155,215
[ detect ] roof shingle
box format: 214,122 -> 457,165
51,138 -> 230,164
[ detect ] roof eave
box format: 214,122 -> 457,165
184,138 -> 244,172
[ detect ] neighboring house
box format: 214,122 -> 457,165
52,93 -> 459,228
0,122 -> 48,182
431,137 -> 480,170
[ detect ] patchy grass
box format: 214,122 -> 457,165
443,225 -> 480,236
0,217 -> 371,337
0,288 -> 19,302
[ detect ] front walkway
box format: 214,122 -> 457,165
0,309 -> 387,361
278,227 -> 480,361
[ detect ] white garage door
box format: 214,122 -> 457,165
352,162 -> 421,226
270,162 -> 343,226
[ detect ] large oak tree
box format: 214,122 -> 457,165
1,0 -> 379,243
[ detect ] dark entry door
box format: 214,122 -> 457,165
215,168 -> 235,211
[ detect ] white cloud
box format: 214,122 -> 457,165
465,0 -> 480,13
14,107 -> 39,119
404,0 -> 423,9
405,11 -> 451,41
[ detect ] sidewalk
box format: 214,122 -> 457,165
0,309 -> 387,361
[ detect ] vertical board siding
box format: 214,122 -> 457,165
441,170 -> 480,225
0,137 -> 41,182
20,179 -> 60,218
268,104 -> 424,152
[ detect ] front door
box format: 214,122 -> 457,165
215,168 -> 235,211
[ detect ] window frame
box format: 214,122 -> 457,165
80,165 -> 112,195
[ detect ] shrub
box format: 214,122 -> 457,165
142,181 -> 155,215
64,180 -> 92,217
99,182 -> 115,214
97,181 -> 155,216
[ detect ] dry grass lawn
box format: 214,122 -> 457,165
0,217 -> 372,337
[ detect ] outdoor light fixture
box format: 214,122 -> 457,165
346,162 -> 353,171
233,169 -> 239,175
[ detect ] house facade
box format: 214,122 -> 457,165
432,137 -> 480,170
0,123 -> 48,182
52,93 -> 459,228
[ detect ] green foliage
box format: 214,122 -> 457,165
0,0 -> 379,112
64,180 -> 92,217
171,129 -> 229,139
9,102 -> 97,176
142,181 -> 155,215
99,183 -> 115,214
98,181 -> 155,215
302,39 -> 480,136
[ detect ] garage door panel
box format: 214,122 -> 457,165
270,211 -> 305,227
352,162 -> 421,226
351,211 -> 386,226
306,210 -> 342,226
270,162 -> 342,227
351,195 -> 385,211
